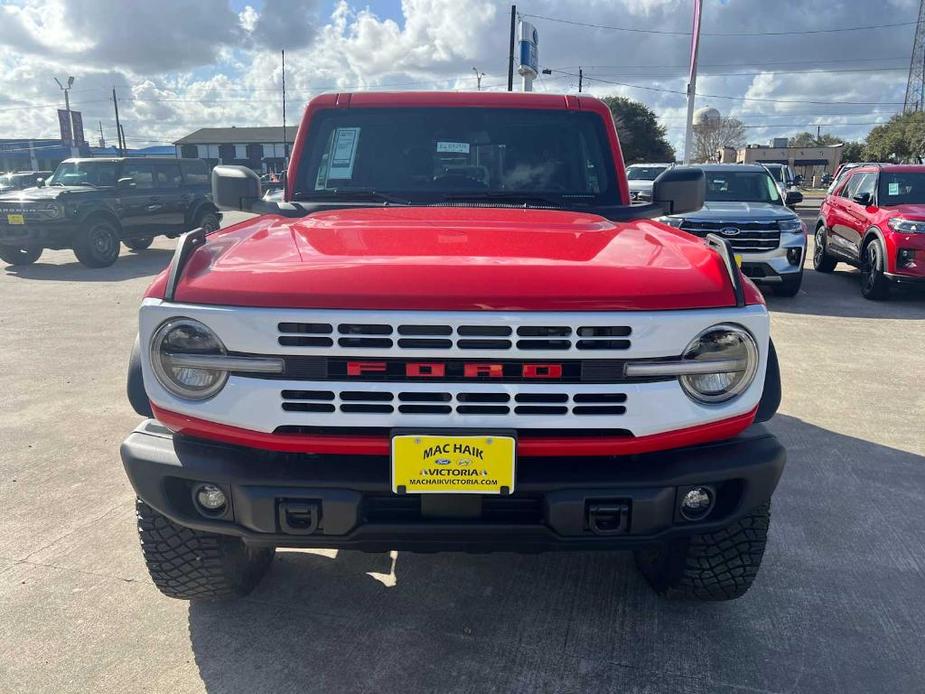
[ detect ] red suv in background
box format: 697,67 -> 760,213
815,164 -> 925,300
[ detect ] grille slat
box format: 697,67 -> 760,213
278,320 -> 632,352
280,389 -> 628,419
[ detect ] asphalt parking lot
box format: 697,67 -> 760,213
1,205 -> 924,694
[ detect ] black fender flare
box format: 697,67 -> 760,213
79,208 -> 123,236
127,334 -> 153,418
754,338 -> 781,424
861,226 -> 887,255
185,199 -> 219,229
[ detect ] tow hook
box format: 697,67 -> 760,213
278,500 -> 321,535
586,501 -> 630,535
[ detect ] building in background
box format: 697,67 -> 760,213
719,142 -> 844,181
0,139 -> 93,172
174,126 -> 298,173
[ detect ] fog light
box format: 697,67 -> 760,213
680,487 -> 714,521
196,484 -> 227,511
898,248 -> 916,268
786,247 -> 803,266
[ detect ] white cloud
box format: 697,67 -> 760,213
0,0 -> 913,152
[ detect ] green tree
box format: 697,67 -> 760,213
841,141 -> 864,163
789,131 -> 841,147
601,96 -> 676,164
863,112 -> 925,162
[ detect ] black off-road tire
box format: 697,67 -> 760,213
812,224 -> 838,273
73,219 -> 121,268
773,269 -> 803,297
123,236 -> 153,251
860,238 -> 891,301
634,502 -> 771,601
0,245 -> 42,266
196,209 -> 221,233
136,499 -> 274,601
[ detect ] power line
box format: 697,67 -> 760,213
548,56 -> 911,70
550,70 -> 905,106
522,12 -> 919,37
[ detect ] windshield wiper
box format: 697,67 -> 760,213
441,192 -> 569,207
292,189 -> 410,205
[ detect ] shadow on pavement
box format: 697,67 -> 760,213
764,265 -> 925,320
187,415 -> 925,694
2,248 -> 173,282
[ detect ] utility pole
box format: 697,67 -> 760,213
578,67 -> 583,93
112,88 -> 124,156
816,124 -> 821,142
682,0 -> 704,165
507,5 -> 516,91
472,67 -> 486,90
904,0 -> 925,111
281,49 -> 288,168
98,120 -> 105,148
54,76 -> 78,157
119,124 -> 126,154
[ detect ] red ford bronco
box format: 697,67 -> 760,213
122,92 -> 785,602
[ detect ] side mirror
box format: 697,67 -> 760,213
212,165 -> 262,211
851,192 -> 871,206
786,190 -> 804,206
35,178 -> 45,187
651,166 -> 705,216
117,177 -> 135,188
794,174 -> 804,185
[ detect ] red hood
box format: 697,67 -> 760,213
887,204 -> 925,219
159,207 -> 748,311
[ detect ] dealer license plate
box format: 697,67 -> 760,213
391,434 -> 516,495
7,214 -> 24,225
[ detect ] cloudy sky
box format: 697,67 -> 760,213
0,0 -> 918,155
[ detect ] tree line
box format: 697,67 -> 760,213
604,96 -> 924,165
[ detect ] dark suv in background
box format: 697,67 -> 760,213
0,157 -> 219,268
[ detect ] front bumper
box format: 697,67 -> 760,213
121,420 -> 786,553
740,239 -> 805,284
0,221 -> 78,248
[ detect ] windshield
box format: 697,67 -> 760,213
626,166 -> 667,181
47,161 -> 119,187
703,170 -> 783,204
294,107 -> 619,205
878,172 -> 925,206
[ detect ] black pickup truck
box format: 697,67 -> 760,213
0,157 -> 219,268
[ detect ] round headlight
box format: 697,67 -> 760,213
679,324 -> 759,404
150,318 -> 228,400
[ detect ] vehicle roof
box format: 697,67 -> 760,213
697,164 -> 771,173
627,162 -> 673,167
59,157 -> 203,164
310,91 -> 604,111
853,164 -> 925,173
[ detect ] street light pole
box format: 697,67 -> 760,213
472,67 -> 485,91
54,76 -> 78,158
682,0 -> 703,165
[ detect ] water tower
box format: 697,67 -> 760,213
693,107 -> 721,128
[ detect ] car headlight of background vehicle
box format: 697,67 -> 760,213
657,216 -> 685,228
777,218 -> 803,233
887,218 -> 925,233
150,318 -> 229,400
678,324 -> 759,403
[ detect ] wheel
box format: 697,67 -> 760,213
136,499 -> 274,601
860,238 -> 890,301
123,236 -> 153,251
812,224 -> 837,273
0,245 -> 42,266
773,270 -> 803,297
195,210 -> 220,233
634,502 -> 771,601
73,219 -> 120,268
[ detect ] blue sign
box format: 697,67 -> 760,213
518,20 -> 538,78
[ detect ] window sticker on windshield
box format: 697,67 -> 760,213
329,127 -> 360,179
889,182 -> 900,196
436,141 -> 470,154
